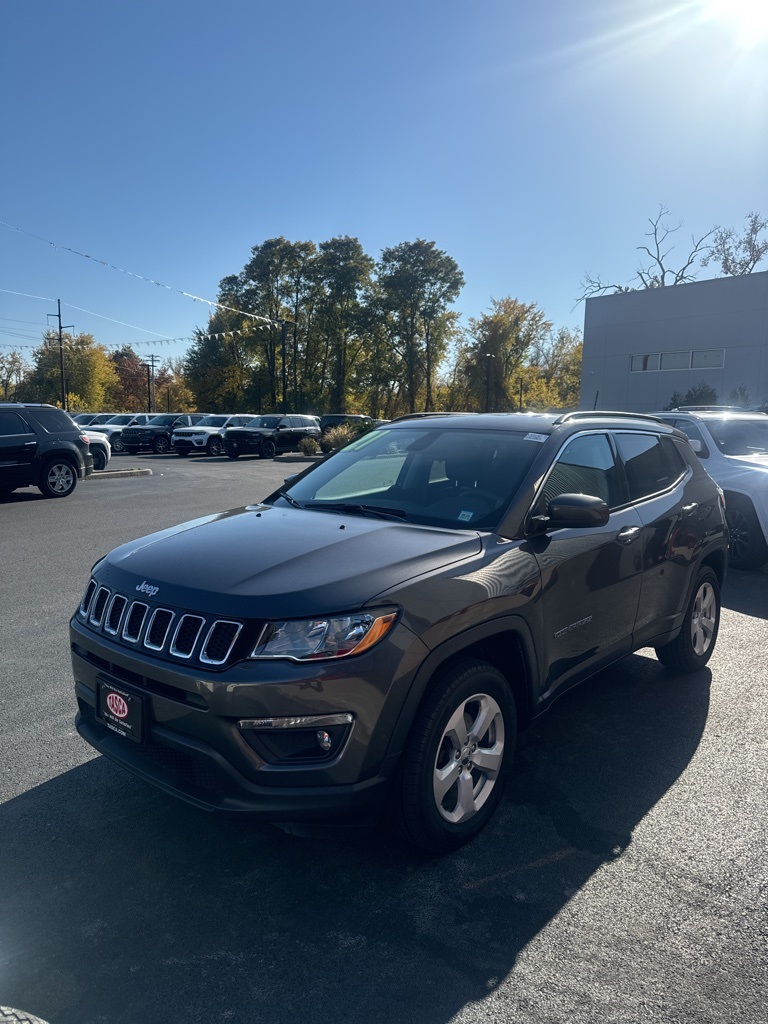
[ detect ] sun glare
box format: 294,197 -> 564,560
703,0 -> 768,49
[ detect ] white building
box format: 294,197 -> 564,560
580,270 -> 768,412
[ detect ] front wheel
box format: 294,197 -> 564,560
206,437 -> 223,457
726,499 -> 768,569
38,459 -> 77,498
153,435 -> 170,454
259,439 -> 276,459
655,567 -> 720,673
111,434 -> 124,453
392,660 -> 516,852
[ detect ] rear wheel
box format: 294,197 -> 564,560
153,435 -> 170,454
91,447 -> 107,471
260,439 -> 276,459
38,459 -> 77,498
655,567 -> 720,673
726,498 -> 768,569
392,660 -> 516,852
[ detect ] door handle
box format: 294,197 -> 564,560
617,525 -> 642,545
682,503 -> 698,517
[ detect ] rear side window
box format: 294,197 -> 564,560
0,412 -> 30,435
614,433 -> 683,502
26,408 -> 74,432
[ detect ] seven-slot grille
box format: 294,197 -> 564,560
78,580 -> 243,667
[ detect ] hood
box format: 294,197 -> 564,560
96,505 -> 483,619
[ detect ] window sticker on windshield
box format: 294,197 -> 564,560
524,432 -> 549,443
458,510 -> 474,522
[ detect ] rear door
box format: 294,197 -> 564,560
0,411 -> 38,485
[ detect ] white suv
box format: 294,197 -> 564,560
88,413 -> 154,453
171,414 -> 255,456
655,407 -> 768,568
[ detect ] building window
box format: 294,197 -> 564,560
659,351 -> 691,371
691,349 -> 725,369
630,353 -> 659,372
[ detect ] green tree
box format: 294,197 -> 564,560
377,240 -> 464,412
703,212 -> 768,276
0,350 -> 29,400
18,332 -> 117,410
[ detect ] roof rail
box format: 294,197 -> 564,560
552,410 -> 663,426
673,405 -> 744,412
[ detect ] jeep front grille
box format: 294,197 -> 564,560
77,581 -> 247,668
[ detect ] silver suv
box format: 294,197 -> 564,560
654,407 -> 768,569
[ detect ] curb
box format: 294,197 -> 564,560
92,468 -> 153,479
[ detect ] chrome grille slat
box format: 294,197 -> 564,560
200,621 -> 242,665
105,594 -> 128,635
145,608 -> 175,651
122,601 -> 149,643
170,615 -> 205,658
89,587 -> 110,627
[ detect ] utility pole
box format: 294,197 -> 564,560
47,300 -> 74,410
145,354 -> 158,413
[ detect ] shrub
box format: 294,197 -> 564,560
298,435 -> 321,456
320,423 -> 359,453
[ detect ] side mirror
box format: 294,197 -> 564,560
532,493 -> 610,531
688,439 -> 703,454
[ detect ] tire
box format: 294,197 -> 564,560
259,439 -> 276,459
726,498 -> 768,570
392,659 -> 516,852
38,458 -> 77,498
153,434 -> 170,454
111,434 -> 124,453
0,1008 -> 52,1023
655,567 -> 720,673
206,437 -> 223,457
91,447 -> 107,471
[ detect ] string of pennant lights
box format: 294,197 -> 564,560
0,220 -> 275,351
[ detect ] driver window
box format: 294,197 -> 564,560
536,433 -> 620,514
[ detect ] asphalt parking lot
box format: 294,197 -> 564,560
1,454 -> 766,1024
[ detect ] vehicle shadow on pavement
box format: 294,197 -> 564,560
0,655 -> 710,1024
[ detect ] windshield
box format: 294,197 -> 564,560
105,415 -> 136,425
196,416 -> 229,427
707,417 -> 768,455
149,415 -> 178,425
276,426 -> 543,529
245,416 -> 281,428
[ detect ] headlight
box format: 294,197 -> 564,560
250,610 -> 398,661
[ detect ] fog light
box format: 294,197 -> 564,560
316,729 -> 333,752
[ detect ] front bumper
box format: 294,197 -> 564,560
70,615 -> 422,823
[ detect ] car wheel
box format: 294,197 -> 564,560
655,567 -> 720,673
38,459 -> 77,498
260,439 -> 276,459
153,435 -> 170,454
206,437 -> 223,457
392,660 -> 516,852
111,434 -> 124,453
91,447 -> 107,471
725,498 -> 768,569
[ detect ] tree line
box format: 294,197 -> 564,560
4,236 -> 582,415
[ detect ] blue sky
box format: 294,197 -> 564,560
2,0 -> 767,364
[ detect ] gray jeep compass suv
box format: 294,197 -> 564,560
71,412 -> 728,851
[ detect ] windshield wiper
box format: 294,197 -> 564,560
277,490 -> 305,509
304,502 -> 408,521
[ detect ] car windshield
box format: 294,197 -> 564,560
244,416 -> 281,428
104,415 -> 136,425
277,426 -> 544,529
706,417 -> 768,455
149,415 -> 178,425
196,416 -> 229,427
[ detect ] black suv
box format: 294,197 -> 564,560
223,414 -> 321,459
71,412 -> 727,851
122,414 -> 208,455
1,403 -> 93,498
